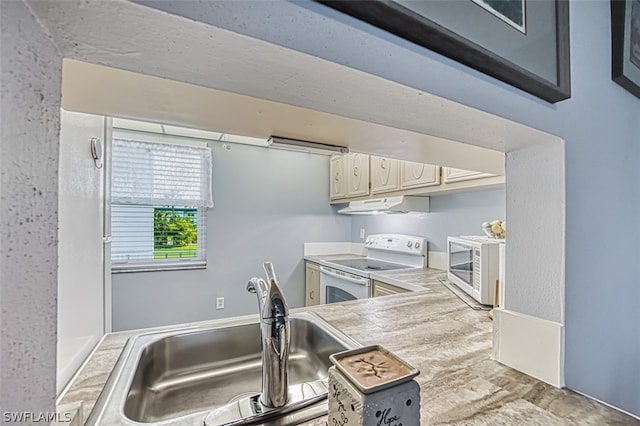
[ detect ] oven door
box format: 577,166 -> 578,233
319,266 -> 370,304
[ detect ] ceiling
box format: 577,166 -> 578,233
63,59 -> 505,173
32,0 -> 560,174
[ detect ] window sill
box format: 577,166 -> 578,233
111,260 -> 206,273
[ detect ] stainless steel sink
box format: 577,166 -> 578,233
87,312 -> 359,425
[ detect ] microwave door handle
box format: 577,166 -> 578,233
320,268 -> 369,286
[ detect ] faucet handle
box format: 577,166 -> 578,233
247,262 -> 289,320
263,262 -> 277,286
263,262 -> 289,319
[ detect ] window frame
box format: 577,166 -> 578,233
109,129 -> 212,273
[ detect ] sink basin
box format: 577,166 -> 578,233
87,312 -> 359,425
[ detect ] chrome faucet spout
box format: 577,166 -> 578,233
247,262 -> 290,409
246,277 -> 269,317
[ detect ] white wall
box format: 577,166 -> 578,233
506,142 -> 565,323
111,142 -> 351,331
57,110 -> 105,394
0,0 -> 61,414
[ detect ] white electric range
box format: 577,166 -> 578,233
319,234 -> 427,304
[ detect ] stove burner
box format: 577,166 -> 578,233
329,258 -> 411,272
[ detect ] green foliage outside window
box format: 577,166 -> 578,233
153,207 -> 197,258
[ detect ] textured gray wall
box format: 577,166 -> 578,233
350,189 -> 505,253
0,0 -> 61,415
111,142 -> 350,331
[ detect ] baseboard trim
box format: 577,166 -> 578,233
493,308 -> 564,388
571,389 -> 640,421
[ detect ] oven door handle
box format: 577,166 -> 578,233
320,267 -> 370,286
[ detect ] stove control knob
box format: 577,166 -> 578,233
414,242 -> 421,250
406,241 -> 413,248
365,237 -> 373,245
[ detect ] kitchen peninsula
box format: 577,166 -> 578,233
58,282 -> 637,425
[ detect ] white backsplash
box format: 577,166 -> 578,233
427,251 -> 447,271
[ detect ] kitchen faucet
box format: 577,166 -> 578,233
247,262 -> 290,409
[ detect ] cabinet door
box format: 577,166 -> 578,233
305,261 -> 320,306
329,155 -> 347,200
372,280 -> 409,297
400,161 -> 440,189
443,167 -> 496,183
347,153 -> 370,197
373,285 -> 396,298
370,156 -> 400,194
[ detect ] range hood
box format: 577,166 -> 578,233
337,196 -> 429,215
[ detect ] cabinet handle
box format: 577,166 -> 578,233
310,290 -> 315,300
412,163 -> 425,179
380,158 -> 391,185
353,167 -> 359,177
334,172 -> 340,181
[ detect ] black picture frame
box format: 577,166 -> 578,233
317,0 -> 571,103
611,0 -> 640,98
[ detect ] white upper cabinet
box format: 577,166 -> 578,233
370,156 -> 400,194
346,153 -> 370,197
443,167 -> 496,183
330,155 -> 503,203
330,152 -> 370,199
329,155 -> 347,200
400,161 -> 440,189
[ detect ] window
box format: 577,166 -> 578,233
111,137 -> 213,272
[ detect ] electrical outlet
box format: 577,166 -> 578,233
359,228 -> 365,239
216,297 -> 224,310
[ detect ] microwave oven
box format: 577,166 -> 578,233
447,236 -> 502,305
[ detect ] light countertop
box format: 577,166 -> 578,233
304,253 -> 366,265
59,282 -> 638,425
370,268 -> 447,291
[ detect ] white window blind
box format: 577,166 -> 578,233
111,138 -> 213,272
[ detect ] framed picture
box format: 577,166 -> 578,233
611,0 -> 640,98
470,0 -> 526,34
317,0 -> 571,103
